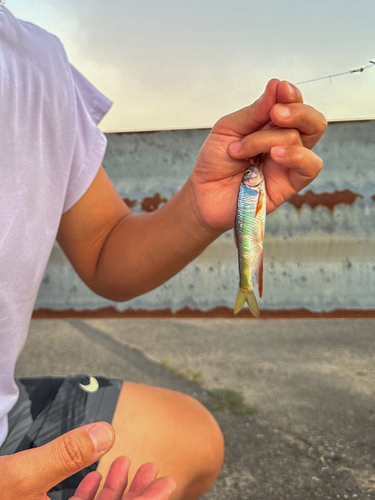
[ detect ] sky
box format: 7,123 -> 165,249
5,0 -> 375,133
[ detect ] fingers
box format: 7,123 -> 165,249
270,145 -> 323,191
73,458 -> 160,500
128,462 -> 159,495
273,80 -> 326,149
276,80 -> 303,104
96,456 -> 130,500
92,459 -> 173,500
131,476 -> 177,500
12,422 -> 115,495
213,78 -> 280,137
228,127 -> 303,159
126,463 -> 174,500
71,471 -> 102,500
270,102 -> 327,149
212,78 -> 326,154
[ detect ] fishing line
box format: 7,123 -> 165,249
296,60 -> 375,85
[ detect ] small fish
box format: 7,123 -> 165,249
234,164 -> 266,317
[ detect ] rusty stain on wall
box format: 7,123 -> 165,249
123,189 -> 364,213
32,307 -> 375,320
288,190 -> 363,210
141,193 -> 168,212
126,190 -> 366,213
123,194 -> 168,212
123,198 -> 137,208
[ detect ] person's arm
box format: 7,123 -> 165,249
57,79 -> 327,302
57,166 -> 220,301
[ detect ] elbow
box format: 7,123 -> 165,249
88,279 -> 149,303
90,286 -> 138,303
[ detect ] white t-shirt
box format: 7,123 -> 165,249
0,5 -> 113,446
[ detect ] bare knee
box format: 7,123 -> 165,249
101,383 -> 224,500
172,392 -> 224,499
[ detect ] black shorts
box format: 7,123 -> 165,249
0,375 -> 123,500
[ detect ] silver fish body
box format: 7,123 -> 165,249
234,165 -> 266,317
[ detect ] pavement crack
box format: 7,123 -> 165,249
68,320 -> 209,398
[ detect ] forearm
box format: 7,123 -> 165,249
92,179 -> 222,301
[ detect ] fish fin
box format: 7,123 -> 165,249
254,249 -> 264,298
255,190 -> 264,217
234,288 -> 260,317
259,257 -> 263,298
233,229 -> 238,249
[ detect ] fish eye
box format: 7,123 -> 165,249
245,169 -> 251,175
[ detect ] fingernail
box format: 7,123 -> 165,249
89,424 -> 113,453
276,104 -> 291,119
272,147 -> 286,159
285,82 -> 296,97
229,141 -> 241,154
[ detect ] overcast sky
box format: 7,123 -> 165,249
6,0 -> 375,132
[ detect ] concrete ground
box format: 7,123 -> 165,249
17,318 -> 375,500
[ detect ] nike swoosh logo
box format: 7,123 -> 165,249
79,376 -> 99,393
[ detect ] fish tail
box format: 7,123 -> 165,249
234,288 -> 260,317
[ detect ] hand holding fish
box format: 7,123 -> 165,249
189,78 -> 327,232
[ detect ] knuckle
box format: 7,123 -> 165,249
212,114 -> 232,134
59,434 -> 88,472
293,148 -> 305,164
286,128 -> 301,145
213,115 -> 224,129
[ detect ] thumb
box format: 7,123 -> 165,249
12,422 -> 115,495
213,78 -> 280,137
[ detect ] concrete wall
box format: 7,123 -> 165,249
34,120 -> 375,314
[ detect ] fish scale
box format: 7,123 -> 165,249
236,187 -> 260,286
234,165 -> 266,317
